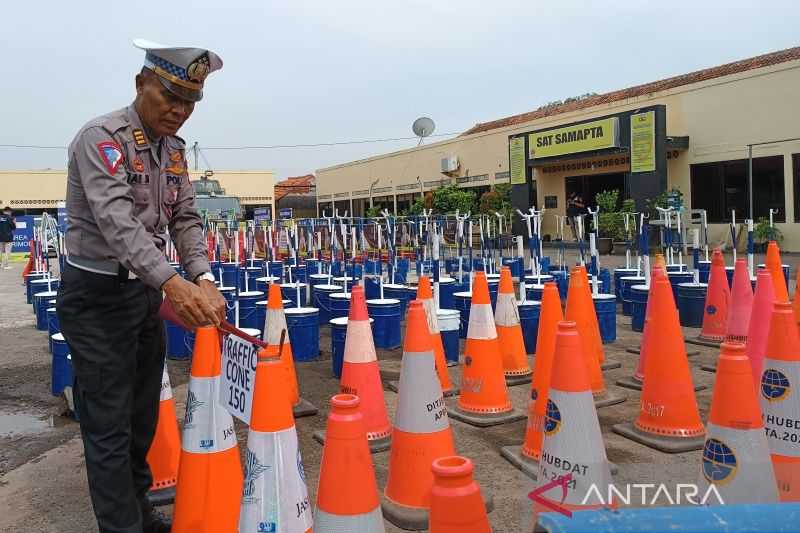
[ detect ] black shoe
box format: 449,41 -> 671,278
142,505 -> 172,533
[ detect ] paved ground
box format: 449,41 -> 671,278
0,252 -> 794,532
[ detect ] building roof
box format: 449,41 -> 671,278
275,174 -> 315,202
462,46 -> 800,136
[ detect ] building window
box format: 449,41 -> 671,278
690,155 -> 784,223
396,193 -> 420,215
351,198 -> 366,216
318,201 -> 333,217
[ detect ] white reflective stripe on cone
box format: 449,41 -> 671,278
159,366 -> 173,402
760,359 -> 800,457
537,388 -> 612,506
421,297 -> 440,334
494,292 -> 520,328
265,308 -> 289,344
239,427 -> 313,533
467,303 -> 497,340
314,506 -> 385,533
698,423 -> 779,504
182,376 -> 237,454
343,321 -> 377,364
395,350 -> 449,433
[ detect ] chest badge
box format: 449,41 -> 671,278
132,157 -> 145,172
165,150 -> 186,175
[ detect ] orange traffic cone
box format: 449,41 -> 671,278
698,249 -> 730,344
565,267 -> 624,408
613,275 -> 706,453
698,342 -> 778,504
451,271 -> 524,427
417,276 -> 456,396
576,266 -> 606,365
725,258 -> 753,344
495,266 -> 532,385
239,345 -> 313,532
172,327 -> 243,533
765,241 -> 789,302
382,299 -> 458,529
145,364 -> 181,506
792,269 -> 800,331
314,394 -> 384,530
429,456 -> 492,533
316,285 -> 392,452
747,269 -> 776,396
654,253 -> 667,273
501,282 -> 562,478
264,283 -> 317,417
616,268 -> 663,391
761,301 -> 800,501
532,321 -> 614,523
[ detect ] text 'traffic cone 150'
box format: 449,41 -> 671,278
725,258 -> 754,344
765,241 -> 789,302
239,346 -> 313,532
417,276 -> 455,396
495,266 -> 532,385
330,285 -> 392,452
383,300 -> 457,530
700,249 -> 730,343
761,301 -> 800,501
451,271 -> 524,427
172,327 -> 243,533
145,363 -> 181,506
532,321 -> 614,524
501,282 -> 562,478
613,275 -> 706,453
698,342 -> 778,504
429,456 -> 491,533
265,283 -> 317,417
746,270 -> 776,396
314,394 -> 385,532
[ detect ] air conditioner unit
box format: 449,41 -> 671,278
441,155 -> 459,173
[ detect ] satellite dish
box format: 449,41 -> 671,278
412,117 -> 436,144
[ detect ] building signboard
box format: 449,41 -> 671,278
528,117 -> 619,159
631,111 -> 656,173
509,136 -> 527,185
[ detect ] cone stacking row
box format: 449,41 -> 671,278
761,301 -> 800,501
495,266 -> 532,385
145,363 -> 181,506
698,342 -> 778,504
613,275 -> 706,453
264,282 -> 317,417
382,300 -> 458,529
315,285 -> 392,452
417,276 -> 456,396
532,321 -> 614,523
699,249 -> 730,343
173,326 -> 243,533
429,456 -> 491,533
450,271 -> 525,427
239,345 -> 313,532
500,282 -> 562,478
746,270 -> 776,396
314,394 -> 385,531
724,258 -> 753,344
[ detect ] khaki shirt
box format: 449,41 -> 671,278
65,104 -> 210,288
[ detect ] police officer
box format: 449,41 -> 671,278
58,39 -> 226,533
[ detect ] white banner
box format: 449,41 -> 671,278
220,333 -> 260,424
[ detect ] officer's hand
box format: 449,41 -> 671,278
197,279 -> 227,325
163,275 -> 220,328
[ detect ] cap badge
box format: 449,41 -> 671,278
186,56 -> 210,84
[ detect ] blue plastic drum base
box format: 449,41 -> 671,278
518,301 -> 541,355
313,284 -> 342,325
593,294 -> 617,343
698,260 -> 711,284
668,272 -> 694,307
614,268 -> 638,300
50,333 -> 73,396
630,285 -> 649,333
677,282 -> 708,328
383,284 -> 410,318
219,262 -> 239,290
329,293 -> 352,320
280,283 -> 308,308
367,299 -> 402,350
525,284 -> 545,302
454,292 -> 472,339
166,321 -> 190,360
620,276 -> 645,317
236,291 -> 264,331
437,309 -> 460,364
501,257 -> 523,278
285,307 -> 320,361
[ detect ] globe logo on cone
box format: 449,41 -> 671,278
543,399 -> 561,436
761,368 -> 791,402
243,449 -> 270,500
702,438 -> 738,483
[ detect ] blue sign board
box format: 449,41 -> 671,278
12,215 -> 34,253
279,208 -> 293,219
253,207 -> 271,224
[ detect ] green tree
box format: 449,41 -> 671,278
431,185 -> 476,215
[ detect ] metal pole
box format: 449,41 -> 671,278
748,144 -> 753,221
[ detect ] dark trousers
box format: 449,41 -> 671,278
57,264 -> 165,533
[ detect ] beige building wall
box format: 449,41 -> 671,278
1,169 -> 274,215
317,58 -> 800,249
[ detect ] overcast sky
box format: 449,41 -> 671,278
0,1 -> 797,180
